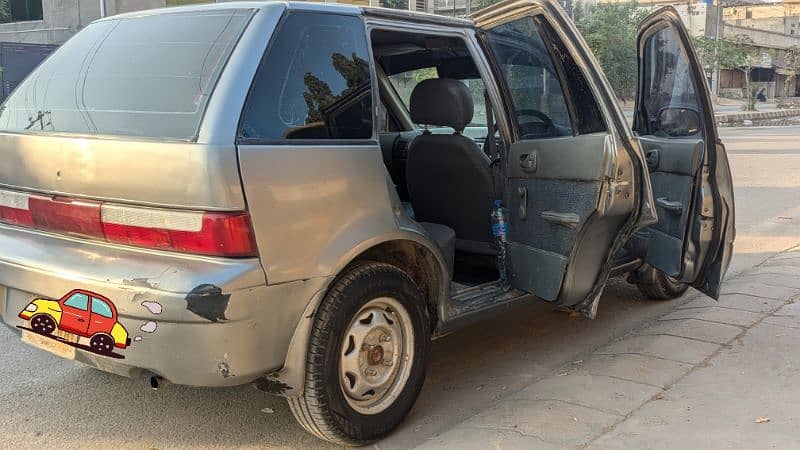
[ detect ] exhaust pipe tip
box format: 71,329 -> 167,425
140,371 -> 165,391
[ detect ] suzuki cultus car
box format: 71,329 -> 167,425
0,0 -> 734,445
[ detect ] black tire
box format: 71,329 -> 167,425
89,334 -> 115,354
30,314 -> 56,335
288,262 -> 431,446
636,266 -> 690,300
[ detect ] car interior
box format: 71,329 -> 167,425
371,29 -> 502,287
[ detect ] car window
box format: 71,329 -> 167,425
638,25 -> 701,137
485,17 -> 573,138
0,10 -> 251,141
64,293 -> 89,310
239,12 -> 373,142
387,69 -> 488,128
91,297 -> 114,318
539,18 -> 607,135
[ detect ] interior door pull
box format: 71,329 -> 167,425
520,150 -> 538,172
541,211 -> 580,228
656,197 -> 683,215
517,186 -> 528,220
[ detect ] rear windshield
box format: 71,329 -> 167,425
0,9 -> 252,141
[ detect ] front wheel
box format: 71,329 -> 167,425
288,262 -> 430,446
635,265 -> 690,300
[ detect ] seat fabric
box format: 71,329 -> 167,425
405,78 -> 496,251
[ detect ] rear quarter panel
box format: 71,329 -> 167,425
239,144 -> 400,283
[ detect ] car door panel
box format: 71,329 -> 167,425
476,8 -> 647,311
638,138 -> 704,276
506,134 -> 609,301
633,7 -> 735,296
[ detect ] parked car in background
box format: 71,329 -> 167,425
0,0 -> 734,445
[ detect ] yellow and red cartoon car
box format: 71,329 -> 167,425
19,289 -> 130,354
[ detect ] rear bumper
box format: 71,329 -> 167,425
0,224 -> 330,387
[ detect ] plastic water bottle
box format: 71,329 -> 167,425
491,200 -> 509,285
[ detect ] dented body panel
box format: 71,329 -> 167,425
0,221 -> 328,386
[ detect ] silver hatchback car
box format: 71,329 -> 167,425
0,0 -> 734,445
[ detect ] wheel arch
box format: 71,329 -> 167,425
256,231 -> 449,398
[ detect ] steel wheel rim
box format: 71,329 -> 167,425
339,296 -> 414,415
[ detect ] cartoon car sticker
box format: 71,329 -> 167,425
18,289 -> 132,359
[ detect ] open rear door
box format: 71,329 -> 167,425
633,7 -> 735,298
474,2 -> 654,313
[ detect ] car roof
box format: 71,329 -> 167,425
97,0 -> 474,28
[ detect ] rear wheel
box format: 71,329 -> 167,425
288,262 -> 430,446
89,334 -> 115,354
30,314 -> 56,335
636,266 -> 689,300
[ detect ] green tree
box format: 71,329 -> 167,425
694,34 -> 760,110
574,1 -> 648,101
0,0 -> 9,22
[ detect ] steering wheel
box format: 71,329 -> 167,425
515,109 -> 556,138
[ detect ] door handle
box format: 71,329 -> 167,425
519,150 -> 538,172
646,148 -> 660,170
77,318 -> 85,322
541,211 -> 580,228
656,197 -> 683,215
517,186 -> 528,220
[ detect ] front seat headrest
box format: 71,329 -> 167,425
409,78 -> 474,132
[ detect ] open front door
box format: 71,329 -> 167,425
632,7 -> 735,298
475,5 -> 652,310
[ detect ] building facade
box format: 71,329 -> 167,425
0,0 -> 434,45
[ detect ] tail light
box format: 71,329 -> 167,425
0,189 -> 257,257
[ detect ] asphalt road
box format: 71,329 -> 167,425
1,126 -> 799,449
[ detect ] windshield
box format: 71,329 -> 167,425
0,9 -> 251,141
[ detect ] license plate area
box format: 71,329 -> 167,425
21,330 -> 76,360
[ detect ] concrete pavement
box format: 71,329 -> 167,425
418,250 -> 800,449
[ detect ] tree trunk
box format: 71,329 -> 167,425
743,68 -> 755,111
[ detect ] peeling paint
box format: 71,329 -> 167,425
185,284 -> 230,322
140,321 -> 157,333
123,278 -> 156,289
133,336 -> 143,342
254,376 -> 293,395
218,361 -> 232,378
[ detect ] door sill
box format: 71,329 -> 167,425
435,280 -> 531,337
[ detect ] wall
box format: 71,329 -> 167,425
724,23 -> 800,51
0,0 -> 168,45
729,16 -> 800,36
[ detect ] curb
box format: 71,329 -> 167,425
716,108 -> 800,126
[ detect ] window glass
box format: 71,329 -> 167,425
64,293 -> 89,310
1,0 -> 43,23
239,13 -> 373,141
486,17 -> 573,138
0,10 -> 250,140
91,298 -> 114,318
639,26 -> 701,136
387,68 -> 488,128
540,19 -> 606,134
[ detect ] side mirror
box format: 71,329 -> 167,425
657,107 -> 701,137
